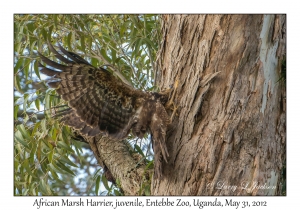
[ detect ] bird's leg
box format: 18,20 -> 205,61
165,79 -> 179,122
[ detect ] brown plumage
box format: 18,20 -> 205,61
38,42 -> 170,178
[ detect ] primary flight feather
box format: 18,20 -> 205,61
38,42 -> 171,178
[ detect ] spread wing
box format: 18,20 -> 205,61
39,42 -> 171,178
38,42 -> 145,138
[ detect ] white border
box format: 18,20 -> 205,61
3,1 -> 298,209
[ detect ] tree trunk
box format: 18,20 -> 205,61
152,14 -> 286,195
87,14 -> 286,196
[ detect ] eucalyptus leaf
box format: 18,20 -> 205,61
57,160 -> 76,176
102,175 -> 110,191
95,175 -> 100,195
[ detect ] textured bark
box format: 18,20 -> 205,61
151,14 -> 286,195
86,135 -> 150,196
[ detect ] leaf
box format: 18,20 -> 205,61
51,127 -> 57,140
48,149 -> 54,162
27,21 -> 35,33
53,14 -> 58,29
58,155 -> 78,168
40,157 -> 49,174
71,32 -> 76,47
48,162 -> 63,174
30,182 -> 38,196
14,58 -> 24,74
48,25 -> 54,41
29,141 -> 37,164
34,60 -> 41,80
44,90 -> 52,116
92,168 -> 102,180
62,126 -> 71,142
67,32 -> 72,50
57,141 -> 74,153
35,99 -> 40,111
30,40 -> 37,53
39,179 -> 52,195
87,37 -> 92,51
134,144 -> 145,157
31,121 -> 41,136
80,36 -> 85,52
116,178 -> 121,187
23,189 -> 29,196
76,16 -> 85,30
114,56 -> 125,64
114,189 -> 121,196
95,175 -> 100,195
15,143 -> 23,159
26,79 -> 33,85
71,136 -> 83,153
23,113 -> 29,124
14,42 -> 22,56
74,145 -> 81,157
101,31 -> 113,44
17,124 -> 32,142
14,105 -> 19,120
37,138 -> 41,162
41,119 -> 47,133
145,37 -> 156,49
134,38 -> 143,59
111,42 -> 116,62
91,57 -> 98,67
144,185 -> 151,195
23,93 -> 29,113
49,167 -> 59,181
15,181 -> 27,187
14,158 -> 20,171
14,75 -> 22,92
14,21 -> 19,40
102,175 -> 110,191
41,28 -> 48,41
100,48 -> 111,62
145,160 -> 154,170
23,159 -> 35,177
57,160 -> 76,176
14,95 -> 21,103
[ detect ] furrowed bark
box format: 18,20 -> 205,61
86,136 -> 149,195
152,14 -> 286,195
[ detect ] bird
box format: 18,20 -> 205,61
38,42 -> 172,178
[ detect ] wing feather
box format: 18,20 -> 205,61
38,52 -> 69,70
57,43 -> 90,65
60,109 -> 101,136
39,43 -> 140,138
48,41 -> 75,64
39,43 -> 171,179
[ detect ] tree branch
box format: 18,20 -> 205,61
86,135 -> 150,195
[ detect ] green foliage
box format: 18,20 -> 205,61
14,14 -> 161,195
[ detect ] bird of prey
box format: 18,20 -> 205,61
38,42 -> 172,178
